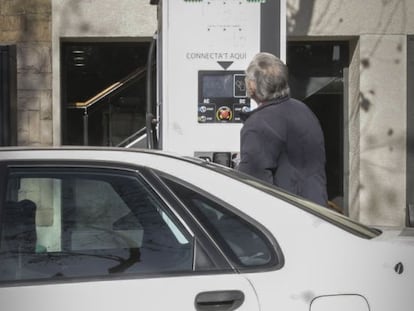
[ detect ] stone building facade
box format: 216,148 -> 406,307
0,0 -> 52,146
1,0 -> 414,228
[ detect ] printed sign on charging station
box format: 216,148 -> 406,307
157,0 -> 285,166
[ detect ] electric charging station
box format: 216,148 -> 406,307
151,0 -> 286,167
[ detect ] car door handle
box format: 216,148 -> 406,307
195,290 -> 245,311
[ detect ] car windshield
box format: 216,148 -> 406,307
191,159 -> 381,239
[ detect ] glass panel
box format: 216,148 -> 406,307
0,168 -> 193,283
163,178 -> 277,268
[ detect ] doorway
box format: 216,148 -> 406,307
406,35 -> 414,226
60,41 -> 150,146
287,41 -> 349,213
0,46 -> 17,146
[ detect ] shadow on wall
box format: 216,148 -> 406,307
288,0 -> 409,224
11,1 -> 52,146
357,1 -> 407,225
287,1 -> 315,35
58,1 -> 92,34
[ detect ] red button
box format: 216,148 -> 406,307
220,110 -> 230,119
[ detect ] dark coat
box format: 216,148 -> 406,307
238,96 -> 328,206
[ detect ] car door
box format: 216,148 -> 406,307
0,163 -> 260,311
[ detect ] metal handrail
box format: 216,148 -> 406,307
69,67 -> 147,110
66,66 -> 148,146
117,126 -> 147,148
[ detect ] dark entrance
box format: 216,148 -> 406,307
0,46 -> 17,146
406,36 -> 414,226
287,41 -> 349,213
61,41 -> 150,146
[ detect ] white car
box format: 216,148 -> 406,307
0,147 -> 413,311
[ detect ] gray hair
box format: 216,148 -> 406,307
245,52 -> 290,102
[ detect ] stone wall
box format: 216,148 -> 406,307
288,0 -> 412,226
0,0 -> 52,146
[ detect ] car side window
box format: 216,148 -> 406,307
0,167 -> 193,283
162,177 -> 279,269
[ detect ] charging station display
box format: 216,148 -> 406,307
198,71 -> 250,123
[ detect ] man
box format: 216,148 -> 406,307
238,52 -> 328,206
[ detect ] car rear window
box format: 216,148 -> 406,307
161,176 -> 282,270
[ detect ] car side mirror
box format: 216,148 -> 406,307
406,203 -> 414,227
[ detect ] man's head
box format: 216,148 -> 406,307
245,52 -> 290,103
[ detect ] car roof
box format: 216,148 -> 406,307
0,146 -> 205,166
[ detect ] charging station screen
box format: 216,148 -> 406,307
202,74 -> 233,98
198,71 -> 250,123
